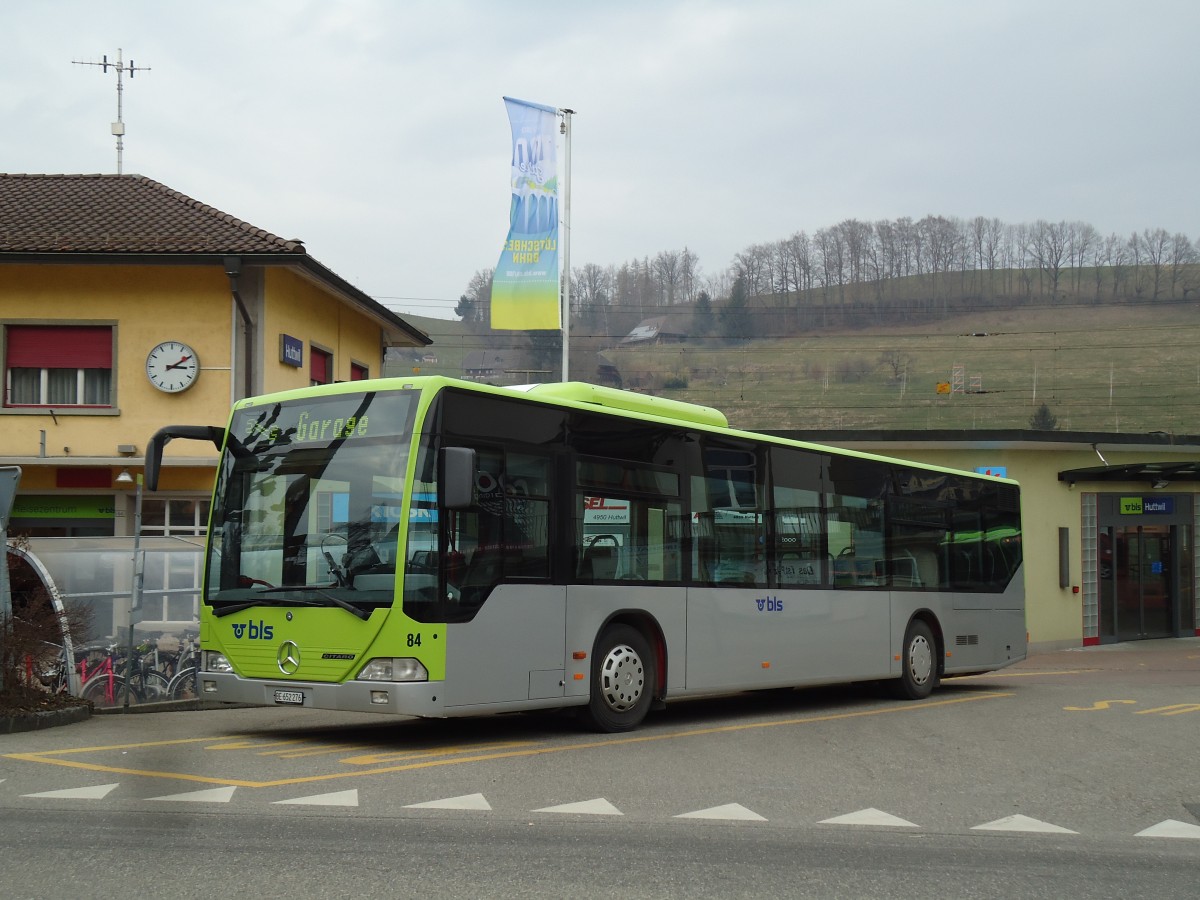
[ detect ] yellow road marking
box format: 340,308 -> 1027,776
204,739 -> 309,751
2,692 -> 1010,788
267,745 -> 376,759
1136,703 -> 1200,716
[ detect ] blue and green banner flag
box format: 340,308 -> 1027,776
491,97 -> 561,330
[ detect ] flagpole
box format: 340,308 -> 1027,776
560,108 -> 573,383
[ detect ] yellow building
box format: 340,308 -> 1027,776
791,430 -> 1200,651
0,173 -> 432,650
1,173 -> 429,540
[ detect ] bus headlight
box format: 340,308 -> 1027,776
356,658 -> 428,682
204,651 -> 234,674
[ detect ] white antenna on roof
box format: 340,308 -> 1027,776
72,48 -> 151,175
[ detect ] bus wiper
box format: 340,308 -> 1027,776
212,586 -> 372,621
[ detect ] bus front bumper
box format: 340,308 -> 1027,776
199,671 -> 445,717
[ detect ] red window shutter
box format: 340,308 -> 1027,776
350,363 -> 368,381
56,468 -> 112,489
7,326 -> 113,369
310,348 -> 331,384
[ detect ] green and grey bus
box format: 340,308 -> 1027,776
146,377 -> 1025,732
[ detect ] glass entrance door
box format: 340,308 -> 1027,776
1110,525 -> 1173,641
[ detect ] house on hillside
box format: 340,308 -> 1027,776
463,350 -> 510,380
594,351 -> 622,387
619,316 -> 687,347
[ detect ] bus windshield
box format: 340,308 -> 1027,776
205,390 -> 417,616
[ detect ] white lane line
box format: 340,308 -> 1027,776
819,808 -> 918,828
972,814 -> 1077,834
148,786 -> 238,803
405,793 -> 492,810
23,783 -> 121,800
1135,820 -> 1200,839
274,789 -> 360,807
534,798 -> 623,815
675,803 -> 767,821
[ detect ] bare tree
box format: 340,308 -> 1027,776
1094,233 -> 1125,302
895,216 -> 918,279
734,244 -> 774,299
879,349 -> 914,382
456,268 -> 494,331
1168,233 -> 1198,298
1070,221 -> 1097,295
1030,220 -> 1069,301
653,250 -> 681,306
679,247 -> 700,305
813,227 -> 847,313
573,262 -> 612,338
1127,232 -> 1143,297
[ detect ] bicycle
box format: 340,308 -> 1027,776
165,634 -> 199,700
20,640 -> 71,696
79,641 -> 171,707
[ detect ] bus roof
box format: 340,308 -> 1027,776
511,382 -> 729,428
231,376 -> 1018,488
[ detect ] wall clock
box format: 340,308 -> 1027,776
146,340 -> 200,393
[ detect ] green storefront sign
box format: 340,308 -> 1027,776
10,495 -> 116,519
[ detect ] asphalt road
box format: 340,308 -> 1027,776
1,638 -> 1197,898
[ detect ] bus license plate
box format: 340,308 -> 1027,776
273,689 -> 304,705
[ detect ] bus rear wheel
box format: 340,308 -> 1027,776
891,619 -> 938,700
582,624 -> 655,733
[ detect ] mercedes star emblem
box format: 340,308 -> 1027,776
277,640 -> 301,675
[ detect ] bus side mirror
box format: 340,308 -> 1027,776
441,446 -> 476,510
145,425 -> 225,491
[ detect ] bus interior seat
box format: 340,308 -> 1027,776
583,544 -> 619,580
910,548 -> 938,588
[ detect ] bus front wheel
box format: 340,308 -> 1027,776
891,619 -> 938,700
582,624 -> 655,733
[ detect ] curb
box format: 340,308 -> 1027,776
90,699 -> 256,715
0,703 -> 92,735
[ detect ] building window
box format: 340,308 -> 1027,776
140,498 -> 210,536
310,347 -> 332,386
350,362 -> 369,381
4,325 -> 113,407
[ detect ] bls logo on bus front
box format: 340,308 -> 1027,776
231,620 -> 274,640
755,597 -> 784,612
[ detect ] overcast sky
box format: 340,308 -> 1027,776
4,1 -> 1197,320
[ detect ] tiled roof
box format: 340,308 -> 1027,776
0,173 -> 305,254
0,173 -> 431,346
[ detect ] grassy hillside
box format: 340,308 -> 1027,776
618,303 -> 1200,433
389,303 -> 1200,435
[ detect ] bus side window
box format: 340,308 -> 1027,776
769,446 -> 827,588
699,440 -> 766,587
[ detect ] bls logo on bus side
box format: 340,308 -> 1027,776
755,596 -> 784,612
231,620 -> 274,640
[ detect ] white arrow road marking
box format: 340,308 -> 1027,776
534,798 -> 623,816
274,789 -> 359,807
1135,820 -> 1200,839
820,808 -> 919,827
149,786 -> 238,803
405,793 -> 492,810
972,814 -> 1077,834
675,803 -> 766,821
23,783 -> 121,800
